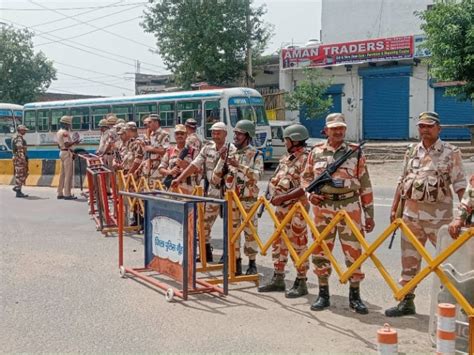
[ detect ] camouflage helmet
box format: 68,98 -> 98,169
98,119 -> 108,128
283,124 -> 309,142
233,119 -> 255,138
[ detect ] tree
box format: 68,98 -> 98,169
0,25 -> 56,104
418,0 -> 474,99
141,0 -> 273,88
285,68 -> 333,120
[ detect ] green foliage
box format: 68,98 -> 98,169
285,68 -> 333,119
141,0 -> 273,88
0,25 -> 56,104
418,0 -> 474,99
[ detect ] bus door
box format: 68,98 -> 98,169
202,100 -> 220,140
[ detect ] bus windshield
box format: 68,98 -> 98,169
228,97 -> 268,127
0,109 -> 22,134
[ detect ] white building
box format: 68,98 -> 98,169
280,0 -> 473,141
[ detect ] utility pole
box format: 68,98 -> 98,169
245,0 -> 253,88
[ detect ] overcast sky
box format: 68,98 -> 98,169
1,0 -> 322,97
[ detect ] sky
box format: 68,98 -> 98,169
0,0 -> 322,97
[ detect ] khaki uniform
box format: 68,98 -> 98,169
269,146 -> 310,278
191,142 -> 224,243
12,133 -> 28,189
457,175 -> 474,225
302,141 -> 374,285
159,145 -> 198,194
186,132 -> 202,153
213,144 -> 264,259
57,128 -> 74,197
398,139 -> 466,286
148,128 -> 170,182
122,137 -> 145,174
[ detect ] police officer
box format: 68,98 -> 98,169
12,124 -> 29,198
159,124 -> 197,194
449,174 -> 473,238
143,114 -> 170,184
122,122 -> 145,177
171,122 -> 228,262
185,118 -> 202,152
212,119 -> 263,275
302,113 -> 374,314
258,124 -> 311,298
386,111 -> 467,317
57,116 -> 80,200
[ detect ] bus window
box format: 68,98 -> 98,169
204,101 -> 220,139
24,110 -> 36,131
51,109 -> 68,132
71,107 -> 91,130
112,105 -> 133,122
228,98 -> 268,127
37,110 -> 50,132
135,103 -> 157,127
177,101 -> 201,125
159,102 -> 175,127
91,107 -> 109,129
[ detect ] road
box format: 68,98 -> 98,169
1,161 -> 472,353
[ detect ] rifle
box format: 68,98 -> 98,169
306,141 -> 366,194
388,183 -> 405,249
219,143 -> 231,217
163,146 -> 190,189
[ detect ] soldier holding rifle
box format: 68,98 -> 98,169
385,111 -> 466,317
302,113 -> 374,314
258,124 -> 311,298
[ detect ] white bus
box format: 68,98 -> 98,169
0,103 -> 23,158
22,87 -> 272,160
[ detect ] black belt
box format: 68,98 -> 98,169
60,149 -> 70,151
322,191 -> 357,201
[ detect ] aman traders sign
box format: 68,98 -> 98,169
282,35 -> 415,69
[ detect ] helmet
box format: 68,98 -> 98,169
283,124 -> 309,142
60,116 -> 73,125
98,119 -> 108,128
116,118 -> 126,124
233,119 -> 255,138
106,115 -> 118,125
185,118 -> 197,128
210,122 -> 226,131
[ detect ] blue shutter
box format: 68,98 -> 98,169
300,84 -> 343,138
360,66 -> 411,139
435,87 -> 474,140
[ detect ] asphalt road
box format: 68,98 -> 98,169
1,163 -> 472,353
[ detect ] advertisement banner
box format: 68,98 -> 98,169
281,35 -> 414,69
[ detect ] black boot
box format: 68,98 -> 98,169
285,278 -> 308,298
235,257 -> 242,276
196,243 -> 213,263
246,259 -> 257,275
310,285 -> 330,311
16,189 -> 28,198
258,273 -> 285,293
385,293 -> 416,317
349,287 -> 368,314
12,186 -> 19,192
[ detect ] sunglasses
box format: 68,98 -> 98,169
175,132 -> 186,136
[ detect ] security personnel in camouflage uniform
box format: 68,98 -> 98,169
302,113 -> 375,314
113,125 -> 128,171
386,111 -> 467,317
122,122 -> 145,177
12,125 -> 29,198
212,119 -> 264,275
449,174 -> 474,238
143,114 -> 170,184
57,116 -> 80,200
171,121 -> 228,262
159,124 -> 197,194
258,124 -> 310,298
185,118 -> 202,152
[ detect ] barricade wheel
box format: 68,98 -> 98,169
165,288 -> 174,302
119,266 -> 126,278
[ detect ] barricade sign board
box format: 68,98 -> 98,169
118,190 -> 228,301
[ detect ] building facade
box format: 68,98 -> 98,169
280,0 -> 473,141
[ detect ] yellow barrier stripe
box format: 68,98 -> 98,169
25,159 -> 42,186
50,160 -> 61,187
0,159 -> 13,185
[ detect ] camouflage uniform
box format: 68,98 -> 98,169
212,144 -> 264,259
398,139 -> 466,287
12,133 -> 28,190
148,127 -> 170,183
302,141 -> 374,286
159,145 -> 198,194
456,175 -> 474,225
122,137 -> 145,175
186,132 -> 202,153
269,146 -> 310,278
191,142 -> 224,243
